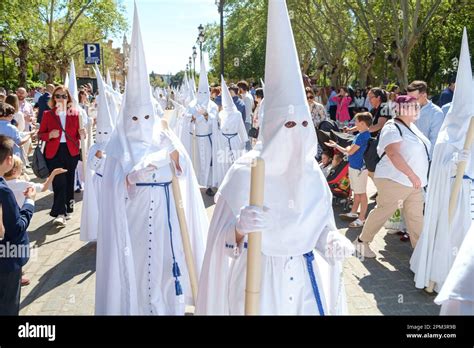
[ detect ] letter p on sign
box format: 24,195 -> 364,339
84,43 -> 101,65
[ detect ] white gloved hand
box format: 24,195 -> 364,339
126,166 -> 156,185
454,150 -> 471,164
235,205 -> 272,235
325,230 -> 354,263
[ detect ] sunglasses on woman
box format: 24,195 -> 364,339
54,94 -> 68,99
307,95 -> 314,100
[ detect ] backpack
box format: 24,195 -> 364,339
32,141 -> 50,179
363,121 -> 402,172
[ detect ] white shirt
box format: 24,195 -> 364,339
13,112 -> 25,132
6,179 -> 44,207
59,111 -> 67,143
241,92 -> 254,124
354,96 -> 365,108
364,96 -> 372,111
375,121 -> 431,187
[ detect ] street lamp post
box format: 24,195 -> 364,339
189,56 -> 192,78
192,46 -> 197,79
0,31 -> 7,88
197,24 -> 205,63
216,0 -> 225,77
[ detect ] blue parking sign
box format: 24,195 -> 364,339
84,43 -> 101,65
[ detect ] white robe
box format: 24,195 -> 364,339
435,222 -> 474,315
80,144 -> 105,242
180,102 -> 225,188
195,194 -> 347,315
95,132 -> 209,315
195,148 -> 348,315
218,112 -> 248,180
410,143 -> 472,292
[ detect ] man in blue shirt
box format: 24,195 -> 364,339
407,81 -> 444,155
0,102 -> 34,158
437,78 -> 455,107
229,84 -> 247,126
36,84 -> 54,124
326,112 -> 372,228
441,102 -> 451,117
0,135 -> 36,315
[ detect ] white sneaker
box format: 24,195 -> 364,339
53,215 -> 67,226
353,239 -> 376,259
339,212 -> 359,221
65,214 -> 72,221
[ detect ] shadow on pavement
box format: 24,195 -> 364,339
20,242 -> 96,310
351,231 -> 439,315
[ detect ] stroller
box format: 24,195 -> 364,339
317,120 -> 354,153
326,157 -> 352,211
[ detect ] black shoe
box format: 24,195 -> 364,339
75,188 -> 82,193
206,188 -> 215,197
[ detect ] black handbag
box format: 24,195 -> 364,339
32,141 -> 50,179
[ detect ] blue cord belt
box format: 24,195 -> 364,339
303,251 -> 325,316
222,133 -> 238,162
450,175 -> 473,181
190,132 -> 213,167
136,181 -> 183,296
224,242 -> 325,314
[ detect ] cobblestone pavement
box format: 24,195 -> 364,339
19,170 -> 440,315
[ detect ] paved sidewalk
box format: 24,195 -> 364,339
19,172 -> 440,315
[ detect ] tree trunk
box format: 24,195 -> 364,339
397,54 -> 409,91
358,64 -> 370,89
17,39 -> 29,88
42,46 -> 58,84
330,62 -> 342,88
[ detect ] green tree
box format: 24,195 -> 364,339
408,0 -> 474,91
205,0 -> 267,81
1,0 -> 127,85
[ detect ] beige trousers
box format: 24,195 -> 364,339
359,178 -> 424,248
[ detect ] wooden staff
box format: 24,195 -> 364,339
78,109 -> 88,178
245,157 -> 265,315
449,116 -> 474,222
161,119 -> 199,304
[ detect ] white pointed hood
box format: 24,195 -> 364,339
261,0 -> 317,198
219,0 -> 332,257
196,59 -> 210,107
64,73 -> 69,88
68,59 -> 79,104
106,2 -> 162,173
221,76 -> 238,113
437,27 -> 474,176
183,71 -> 189,93
190,76 -> 197,93
219,75 -> 242,128
94,66 -> 115,148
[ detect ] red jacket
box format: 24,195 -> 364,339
39,108 -> 81,159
